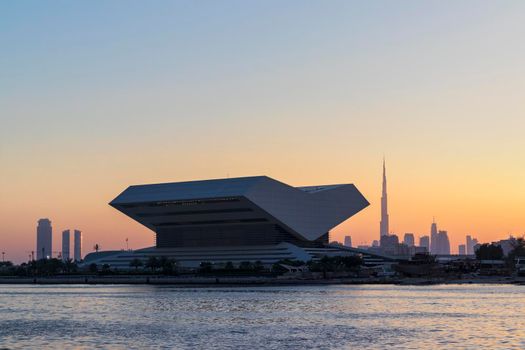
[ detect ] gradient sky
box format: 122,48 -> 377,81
1,1 -> 524,262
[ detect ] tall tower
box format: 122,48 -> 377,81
430,218 -> 438,254
36,218 -> 52,260
379,158 -> 389,238
62,230 -> 70,261
74,230 -> 82,262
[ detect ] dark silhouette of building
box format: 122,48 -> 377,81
62,229 -> 70,261
74,230 -> 82,261
380,159 -> 389,238
430,219 -> 438,254
36,218 -> 52,260
403,233 -> 415,247
466,235 -> 478,255
419,235 -> 430,251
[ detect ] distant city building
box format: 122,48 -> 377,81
36,218 -> 52,260
372,240 -> 379,247
62,230 -> 70,261
458,244 -> 466,255
436,230 -> 451,255
419,235 -> 430,251
492,237 -> 516,256
357,245 -> 371,250
466,235 -> 479,255
74,230 -> 82,262
344,235 -> 352,248
379,159 -> 389,238
430,219 -> 438,254
380,234 -> 400,255
410,246 -> 428,255
403,233 -> 415,247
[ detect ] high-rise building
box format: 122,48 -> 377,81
430,219 -> 438,254
379,159 -> 389,238
466,235 -> 479,255
458,244 -> 466,255
36,218 -> 52,260
62,230 -> 70,261
403,233 -> 415,247
419,235 -> 430,251
344,235 -> 352,248
74,230 -> 82,262
436,230 -> 450,255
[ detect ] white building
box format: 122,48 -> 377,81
83,176 -> 379,269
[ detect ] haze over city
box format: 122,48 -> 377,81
2,1 -> 525,263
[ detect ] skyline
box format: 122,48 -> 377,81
2,1 -> 525,262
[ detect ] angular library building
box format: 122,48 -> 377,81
84,176 -> 379,269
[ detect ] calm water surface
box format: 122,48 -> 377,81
0,284 -> 523,349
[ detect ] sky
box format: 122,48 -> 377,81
1,1 -> 525,263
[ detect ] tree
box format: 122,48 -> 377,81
224,261 -> 235,271
64,259 -> 77,274
199,261 -> 213,273
475,243 -> 504,260
146,256 -> 159,272
93,244 -> 100,253
0,261 -> 13,268
253,261 -> 264,272
89,263 -> 98,273
238,261 -> 253,271
129,258 -> 143,271
507,237 -> 525,267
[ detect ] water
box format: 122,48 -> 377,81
0,284 -> 523,349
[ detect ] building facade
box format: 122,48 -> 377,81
36,218 -> 52,260
419,235 -> 430,251
344,235 -> 352,248
403,233 -> 415,247
83,176 -> 375,269
62,230 -> 70,261
379,159 -> 389,238
74,230 -> 82,262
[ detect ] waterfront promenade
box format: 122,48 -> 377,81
1,275 -> 524,286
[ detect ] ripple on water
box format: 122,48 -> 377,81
0,284 -> 524,349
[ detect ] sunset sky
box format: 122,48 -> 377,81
1,1 -> 524,262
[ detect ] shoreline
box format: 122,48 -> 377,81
0,275 -> 524,286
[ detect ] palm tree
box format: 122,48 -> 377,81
64,259 -> 77,274
145,256 -> 159,272
129,258 -> 143,271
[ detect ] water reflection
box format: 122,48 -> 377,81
0,284 -> 523,349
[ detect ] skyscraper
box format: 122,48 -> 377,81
344,235 -> 352,248
430,219 -> 438,254
36,218 -> 52,260
74,230 -> 82,262
62,230 -> 70,261
403,233 -> 415,247
419,235 -> 430,251
466,235 -> 478,255
458,244 -> 466,255
379,158 -> 389,238
436,230 -> 451,255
